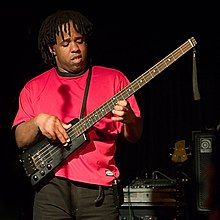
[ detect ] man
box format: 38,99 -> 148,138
12,10 -> 142,219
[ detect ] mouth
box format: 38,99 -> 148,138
71,55 -> 82,64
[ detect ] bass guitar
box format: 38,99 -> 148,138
20,37 -> 197,187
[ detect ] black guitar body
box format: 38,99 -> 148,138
19,118 -> 88,187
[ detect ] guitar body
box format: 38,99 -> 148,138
171,140 -> 188,163
20,118 -> 88,187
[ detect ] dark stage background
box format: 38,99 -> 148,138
0,2 -> 220,219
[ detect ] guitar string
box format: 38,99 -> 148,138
32,40 -> 193,168
32,41 -> 193,169
32,62 -> 157,167
31,40 -> 194,169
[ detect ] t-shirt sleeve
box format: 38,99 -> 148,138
12,86 -> 35,128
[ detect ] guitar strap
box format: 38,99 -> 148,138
79,66 -> 92,119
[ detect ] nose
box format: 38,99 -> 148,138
70,41 -> 80,52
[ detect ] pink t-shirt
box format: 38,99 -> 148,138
13,66 -> 141,186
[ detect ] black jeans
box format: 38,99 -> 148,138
33,177 -> 120,220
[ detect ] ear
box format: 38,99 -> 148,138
49,46 -> 56,56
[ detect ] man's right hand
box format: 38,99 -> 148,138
34,113 -> 71,145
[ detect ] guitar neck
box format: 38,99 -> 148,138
70,37 -> 197,138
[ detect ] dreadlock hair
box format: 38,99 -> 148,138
38,10 -> 93,66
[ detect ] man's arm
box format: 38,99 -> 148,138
15,118 -> 40,148
123,116 -> 143,143
111,100 -> 143,143
15,113 -> 71,148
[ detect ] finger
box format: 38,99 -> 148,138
56,125 -> 70,144
113,105 -> 123,111
117,100 -> 127,107
111,116 -> 123,122
63,123 -> 72,130
42,130 -> 57,140
112,109 -> 125,117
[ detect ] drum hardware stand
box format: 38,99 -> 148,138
170,139 -> 191,220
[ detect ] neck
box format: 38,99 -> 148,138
56,65 -> 90,77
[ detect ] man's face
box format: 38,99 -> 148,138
51,21 -> 88,74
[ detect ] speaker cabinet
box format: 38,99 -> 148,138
192,130 -> 215,212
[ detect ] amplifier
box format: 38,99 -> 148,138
123,187 -> 176,206
119,206 -> 176,220
122,178 -> 176,207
